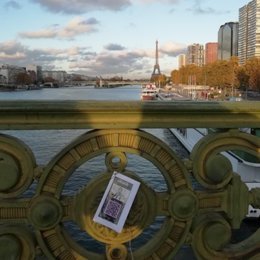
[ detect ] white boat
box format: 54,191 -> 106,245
141,83 -> 158,101
170,127 -> 260,218
43,82 -> 59,88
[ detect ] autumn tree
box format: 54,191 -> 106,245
72,75 -> 83,81
171,58 -> 239,93
236,66 -> 249,90
151,74 -> 167,87
171,70 -> 180,85
43,77 -> 55,83
244,57 -> 260,91
16,72 -> 32,85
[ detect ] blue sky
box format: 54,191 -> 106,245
0,0 -> 248,79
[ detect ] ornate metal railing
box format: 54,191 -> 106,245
0,100 -> 259,259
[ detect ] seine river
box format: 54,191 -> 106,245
0,85 -> 189,163
1,85 -> 196,259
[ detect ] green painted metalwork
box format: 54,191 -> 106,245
0,101 -> 259,259
0,101 -> 259,129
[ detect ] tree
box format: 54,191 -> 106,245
236,67 -> 249,90
171,70 -> 180,85
169,57 -> 247,96
151,74 -> 167,87
244,57 -> 260,91
16,72 -> 32,85
72,75 -> 83,81
43,77 -> 55,83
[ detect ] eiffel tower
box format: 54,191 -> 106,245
151,40 -> 161,77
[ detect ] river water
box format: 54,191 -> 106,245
0,85 -> 189,163
1,85 -> 198,259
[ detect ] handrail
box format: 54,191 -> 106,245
0,100 -> 259,259
0,100 -> 259,129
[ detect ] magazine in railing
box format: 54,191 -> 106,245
93,171 -> 140,233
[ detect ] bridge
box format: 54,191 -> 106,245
0,100 -> 259,259
0,81 -> 149,91
67,80 -> 149,87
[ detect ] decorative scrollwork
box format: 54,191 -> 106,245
192,213 -> 260,260
0,129 -> 259,259
191,130 -> 260,190
0,134 -> 36,198
35,129 -> 193,259
0,225 -> 35,260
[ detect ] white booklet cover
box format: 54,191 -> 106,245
93,171 -> 140,233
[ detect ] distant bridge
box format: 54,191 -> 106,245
67,80 -> 149,87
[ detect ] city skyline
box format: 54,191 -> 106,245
0,0 -> 249,79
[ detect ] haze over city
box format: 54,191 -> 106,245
0,0 -> 248,79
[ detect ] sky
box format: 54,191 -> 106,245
0,0 -> 249,79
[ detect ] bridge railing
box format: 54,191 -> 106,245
0,100 -> 259,259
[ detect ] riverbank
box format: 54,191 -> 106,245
159,85 -> 260,101
0,84 -> 43,91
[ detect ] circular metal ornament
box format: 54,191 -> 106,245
0,134 -> 36,198
28,195 -> 63,230
105,151 -> 128,172
0,225 -> 35,260
169,189 -> 198,220
106,244 -> 128,260
36,129 -> 192,259
74,170 -> 156,244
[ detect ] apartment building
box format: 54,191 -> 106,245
238,0 -> 260,64
0,64 -> 26,84
186,44 -> 204,66
178,54 -> 186,68
42,70 -> 67,83
205,42 -> 218,64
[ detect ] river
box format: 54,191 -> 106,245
0,85 -> 189,163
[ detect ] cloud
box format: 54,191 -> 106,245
0,40 -> 90,68
160,42 -> 187,57
141,0 -> 179,3
32,0 -> 131,14
19,17 -> 99,40
187,0 -> 230,15
4,1 -> 21,9
0,40 -> 182,78
104,44 -> 126,51
69,49 -> 150,76
0,52 -> 26,60
0,40 -> 26,55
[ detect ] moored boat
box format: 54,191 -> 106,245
141,83 -> 158,101
170,127 -> 260,218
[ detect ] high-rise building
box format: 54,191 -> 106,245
178,54 -> 186,68
26,64 -> 43,83
0,64 -> 26,84
218,22 -> 239,60
205,42 -> 218,64
238,0 -> 260,64
186,44 -> 204,66
42,70 -> 67,83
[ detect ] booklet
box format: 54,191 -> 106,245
93,172 -> 140,233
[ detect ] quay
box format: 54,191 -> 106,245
0,98 -> 259,259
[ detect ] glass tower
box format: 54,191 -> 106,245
218,22 -> 239,60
